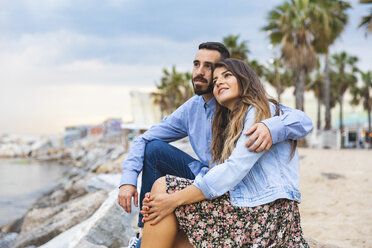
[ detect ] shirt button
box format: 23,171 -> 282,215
231,187 -> 235,191
208,140 -> 211,143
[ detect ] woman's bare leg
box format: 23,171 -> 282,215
141,177 -> 178,248
173,230 -> 193,248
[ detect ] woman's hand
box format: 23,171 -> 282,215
141,192 -> 178,225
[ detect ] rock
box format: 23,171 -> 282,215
321,172 -> 345,180
32,174 -> 93,209
82,147 -> 125,173
86,174 -> 121,192
0,217 -> 24,233
85,148 -> 107,164
70,148 -> 87,162
81,148 -> 108,171
40,189 -> 139,248
65,167 -> 87,179
109,146 -> 125,161
0,232 -> 18,248
20,206 -> 63,234
85,155 -> 111,173
95,161 -> 122,174
95,153 -> 126,174
74,239 -> 107,248
30,183 -> 65,208
306,237 -> 340,248
13,190 -> 108,248
63,175 -> 92,199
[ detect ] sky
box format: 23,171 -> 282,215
0,0 -> 370,135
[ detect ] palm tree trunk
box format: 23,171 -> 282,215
366,86 -> 371,148
160,97 -> 166,119
295,70 -> 305,111
275,59 -> 281,102
295,69 -> 307,147
169,94 -> 175,115
317,89 -> 321,130
339,94 -> 344,148
339,94 -> 344,133
324,52 -> 331,130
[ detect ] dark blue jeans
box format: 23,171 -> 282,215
138,140 -> 197,227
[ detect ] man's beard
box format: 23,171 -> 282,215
192,75 -> 214,96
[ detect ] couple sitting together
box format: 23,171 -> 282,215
118,42 -> 312,247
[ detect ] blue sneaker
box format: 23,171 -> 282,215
134,237 -> 142,248
126,235 -> 141,248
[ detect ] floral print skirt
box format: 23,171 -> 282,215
165,175 -> 309,248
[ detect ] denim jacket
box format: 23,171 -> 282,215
193,103 -> 302,207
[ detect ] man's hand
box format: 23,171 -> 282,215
245,123 -> 273,152
117,184 -> 138,213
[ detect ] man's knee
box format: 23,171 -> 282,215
144,140 -> 167,159
151,176 -> 167,194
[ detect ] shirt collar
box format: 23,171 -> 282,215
203,97 -> 215,110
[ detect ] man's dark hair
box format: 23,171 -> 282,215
198,42 -> 230,60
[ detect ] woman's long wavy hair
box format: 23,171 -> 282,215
210,58 -> 296,164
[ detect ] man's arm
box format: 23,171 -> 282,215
118,99 -> 191,213
245,104 -> 313,152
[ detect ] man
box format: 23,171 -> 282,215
118,42 -> 312,232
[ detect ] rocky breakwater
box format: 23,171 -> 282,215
0,135 -> 140,248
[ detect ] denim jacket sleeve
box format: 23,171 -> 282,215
193,107 -> 267,199
261,104 -> 313,144
119,100 -> 191,187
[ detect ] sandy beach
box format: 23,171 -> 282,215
298,148 -> 372,248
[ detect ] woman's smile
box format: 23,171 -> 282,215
218,87 -> 228,95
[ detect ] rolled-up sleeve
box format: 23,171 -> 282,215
119,103 -> 190,188
261,104 -> 313,144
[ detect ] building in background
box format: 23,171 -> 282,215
130,91 -> 161,126
120,91 -> 162,151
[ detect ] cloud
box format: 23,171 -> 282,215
2,0 -> 284,40
1,30 -> 190,64
0,0 -> 370,135
0,30 -> 195,89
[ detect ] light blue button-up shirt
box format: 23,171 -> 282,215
120,95 -> 313,187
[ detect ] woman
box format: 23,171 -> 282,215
140,59 -> 309,247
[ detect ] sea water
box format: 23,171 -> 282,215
0,159 -> 68,226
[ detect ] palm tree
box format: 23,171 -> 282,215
328,71 -> 340,123
331,51 -> 359,136
222,34 -> 250,62
181,72 -> 193,103
223,34 -> 267,79
359,0 -> 372,35
350,71 -> 372,146
264,58 -> 294,102
153,66 -> 193,118
263,0 -> 318,111
309,67 -> 324,130
248,59 -> 265,78
310,0 -> 351,130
